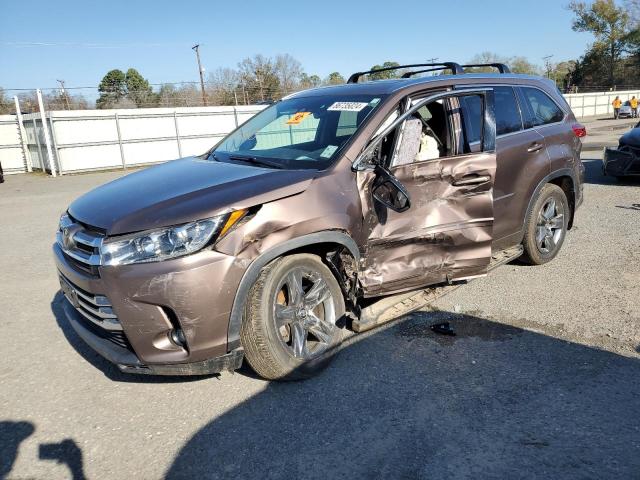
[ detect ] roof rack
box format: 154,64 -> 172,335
347,62 -> 464,83
401,67 -> 452,78
461,63 -> 511,74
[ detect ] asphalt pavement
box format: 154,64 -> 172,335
0,124 -> 638,479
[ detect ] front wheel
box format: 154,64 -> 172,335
240,254 -> 345,381
521,184 -> 569,265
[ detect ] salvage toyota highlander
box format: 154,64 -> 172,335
54,62 -> 585,380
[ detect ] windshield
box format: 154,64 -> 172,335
211,94 -> 386,170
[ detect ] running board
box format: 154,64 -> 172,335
352,245 -> 523,333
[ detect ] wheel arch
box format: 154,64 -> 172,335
523,169 -> 577,231
226,231 -> 360,351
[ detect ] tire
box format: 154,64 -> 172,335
521,184 -> 569,265
240,253 -> 345,381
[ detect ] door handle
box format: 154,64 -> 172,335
452,175 -> 491,186
527,142 -> 544,153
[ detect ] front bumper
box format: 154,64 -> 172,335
53,243 -> 247,375
603,147 -> 640,177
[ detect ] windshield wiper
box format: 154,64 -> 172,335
228,155 -> 284,169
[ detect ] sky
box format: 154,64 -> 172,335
0,0 -> 595,94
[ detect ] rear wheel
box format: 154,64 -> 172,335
240,254 -> 345,380
521,184 -> 569,265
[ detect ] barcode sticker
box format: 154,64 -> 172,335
327,102 -> 369,112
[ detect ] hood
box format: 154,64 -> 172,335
619,127 -> 640,148
68,157 -> 316,235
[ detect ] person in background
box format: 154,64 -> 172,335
613,96 -> 622,119
631,96 -> 639,118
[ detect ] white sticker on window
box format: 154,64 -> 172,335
327,102 -> 369,112
320,145 -> 338,158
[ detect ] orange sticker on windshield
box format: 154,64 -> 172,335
286,112 -> 311,125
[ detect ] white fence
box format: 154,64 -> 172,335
2,88 -> 639,176
1,102 -> 266,176
564,89 -> 640,118
0,114 -> 25,174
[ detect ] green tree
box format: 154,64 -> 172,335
509,56 -> 542,75
569,0 -> 633,86
125,68 -> 156,107
96,69 -> 126,109
238,54 -> 281,102
324,72 -> 345,85
466,52 -> 541,75
300,73 -> 321,89
369,61 -> 401,80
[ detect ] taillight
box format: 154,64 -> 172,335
572,123 -> 587,138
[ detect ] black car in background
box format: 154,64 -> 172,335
603,122 -> 640,179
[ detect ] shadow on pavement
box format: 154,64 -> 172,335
0,421 -> 34,479
166,310 -> 640,479
39,439 -> 86,480
0,422 -> 86,480
50,292 -> 215,384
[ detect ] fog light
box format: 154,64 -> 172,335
169,328 -> 186,347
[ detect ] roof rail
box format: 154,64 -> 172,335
462,63 -> 511,74
347,62 -> 464,83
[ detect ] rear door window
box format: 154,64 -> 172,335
460,86 -> 522,140
520,87 -> 565,126
493,86 -> 522,135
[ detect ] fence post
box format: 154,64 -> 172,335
174,111 -> 182,157
36,89 -> 57,177
48,114 -> 62,175
13,96 -> 33,172
114,113 -> 126,169
32,117 -> 43,170
233,107 -> 239,127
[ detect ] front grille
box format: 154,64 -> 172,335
59,273 -> 131,351
56,214 -> 103,276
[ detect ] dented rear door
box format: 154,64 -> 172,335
357,89 -> 497,297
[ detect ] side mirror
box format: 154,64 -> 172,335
372,165 -> 411,213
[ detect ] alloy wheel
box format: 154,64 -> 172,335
272,267 -> 337,359
535,197 -> 565,254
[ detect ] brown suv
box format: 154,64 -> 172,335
54,62 -> 585,380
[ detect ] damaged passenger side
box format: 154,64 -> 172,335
355,89 -> 497,297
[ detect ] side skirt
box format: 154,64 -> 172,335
352,245 -> 523,333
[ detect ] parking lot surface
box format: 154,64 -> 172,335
1,145 -> 639,478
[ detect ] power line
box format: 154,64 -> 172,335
1,41 -> 191,49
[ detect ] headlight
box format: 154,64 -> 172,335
100,211 -> 247,266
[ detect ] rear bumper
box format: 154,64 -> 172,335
603,147 -> 640,177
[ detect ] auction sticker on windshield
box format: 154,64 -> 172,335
327,102 -> 369,112
320,145 -> 338,158
286,112 -> 312,125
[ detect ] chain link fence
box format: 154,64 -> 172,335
3,82 -> 302,113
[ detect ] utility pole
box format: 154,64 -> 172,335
192,44 -> 207,106
542,55 -> 554,81
56,79 -> 71,110
426,57 -> 439,76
